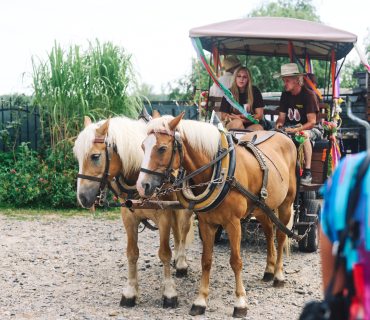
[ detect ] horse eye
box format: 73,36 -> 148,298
158,146 -> 167,153
91,154 -> 100,161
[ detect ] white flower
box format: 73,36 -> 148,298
200,101 -> 207,106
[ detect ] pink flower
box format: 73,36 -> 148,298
38,155 -> 41,158
61,145 -> 64,148
46,149 -> 49,151
23,186 -> 26,188
57,160 -> 60,163
64,157 -> 66,159
27,152 -> 30,154
15,188 -> 18,191
25,163 -> 28,165
45,166 -> 48,169
113,197 -> 117,201
11,169 -> 15,173
40,178 -> 43,181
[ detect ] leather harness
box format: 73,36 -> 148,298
141,129 -> 302,241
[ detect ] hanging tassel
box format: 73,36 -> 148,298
298,145 -> 305,169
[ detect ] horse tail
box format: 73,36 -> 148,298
284,204 -> 294,259
275,205 -> 294,259
185,214 -> 195,247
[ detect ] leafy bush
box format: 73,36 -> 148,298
0,142 -> 78,208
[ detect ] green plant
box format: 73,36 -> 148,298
0,142 -> 78,208
30,39 -> 142,151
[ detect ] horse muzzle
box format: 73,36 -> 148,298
78,183 -> 100,209
138,175 -> 162,198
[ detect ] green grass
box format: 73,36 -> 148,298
0,206 -> 122,221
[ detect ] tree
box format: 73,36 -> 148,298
245,0 -> 326,92
138,82 -> 167,101
164,57 -> 210,102
341,28 -> 370,88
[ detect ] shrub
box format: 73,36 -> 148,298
0,142 -> 78,208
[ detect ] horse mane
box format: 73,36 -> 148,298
146,116 -> 220,159
73,117 -> 147,175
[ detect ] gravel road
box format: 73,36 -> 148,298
0,213 -> 323,320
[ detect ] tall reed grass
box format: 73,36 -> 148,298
31,40 -> 141,149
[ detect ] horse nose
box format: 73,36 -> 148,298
142,182 -> 152,196
79,193 -> 88,207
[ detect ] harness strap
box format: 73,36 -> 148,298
140,168 -> 166,178
228,177 -> 302,241
172,144 -> 235,187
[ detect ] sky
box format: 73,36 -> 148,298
1,0 -> 369,96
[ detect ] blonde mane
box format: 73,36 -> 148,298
73,117 -> 147,175
146,116 -> 220,159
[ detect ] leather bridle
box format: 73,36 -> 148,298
139,130 -> 184,192
77,138 -> 119,205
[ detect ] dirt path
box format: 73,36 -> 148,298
0,214 -> 323,320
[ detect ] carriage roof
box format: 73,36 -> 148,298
189,17 -> 357,61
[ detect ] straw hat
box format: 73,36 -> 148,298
220,56 -> 245,71
273,63 -> 306,78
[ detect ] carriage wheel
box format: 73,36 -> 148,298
302,191 -> 316,201
198,225 -> 223,244
298,200 -> 320,253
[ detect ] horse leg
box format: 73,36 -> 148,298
174,209 -> 193,277
171,209 -> 181,267
273,202 -> 293,288
225,218 -> 248,318
157,212 -> 178,308
256,214 -> 276,282
120,208 -> 140,307
189,219 -> 217,316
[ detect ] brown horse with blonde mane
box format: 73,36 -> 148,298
137,111 -> 297,317
73,115 -> 194,309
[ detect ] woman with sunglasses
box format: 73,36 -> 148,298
220,66 -> 265,130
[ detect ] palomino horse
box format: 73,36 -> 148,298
137,111 -> 297,317
73,116 -> 194,308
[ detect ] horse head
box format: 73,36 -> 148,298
137,111 -> 185,197
73,116 -> 121,211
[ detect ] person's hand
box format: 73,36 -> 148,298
229,114 -> 240,120
284,127 -> 297,133
275,122 -> 283,130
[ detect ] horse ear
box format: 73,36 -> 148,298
168,111 -> 185,131
152,110 -> 160,119
96,116 -> 111,137
84,116 -> 92,128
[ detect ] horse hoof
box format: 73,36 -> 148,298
233,307 -> 248,318
163,296 -> 178,308
189,304 -> 206,316
262,273 -> 274,282
176,268 -> 187,278
120,295 -> 136,307
273,280 -> 285,288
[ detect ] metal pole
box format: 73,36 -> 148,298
347,96 -> 370,151
125,200 -> 185,210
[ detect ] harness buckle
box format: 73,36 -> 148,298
260,188 -> 268,200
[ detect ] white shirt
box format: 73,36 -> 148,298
209,72 -> 234,97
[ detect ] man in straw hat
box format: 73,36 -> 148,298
209,56 -> 244,104
273,63 -> 323,186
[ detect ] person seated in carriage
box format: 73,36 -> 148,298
209,55 -> 243,104
273,63 -> 324,186
220,66 -> 265,130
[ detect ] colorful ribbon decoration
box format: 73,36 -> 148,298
191,37 -> 258,124
353,42 -> 370,73
305,53 -> 313,73
212,45 -> 222,78
288,41 -> 323,100
329,136 -> 341,174
331,50 -> 341,99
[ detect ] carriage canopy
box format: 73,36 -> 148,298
189,17 -> 357,61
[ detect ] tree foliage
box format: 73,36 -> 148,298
246,0 -> 326,92
340,28 -> 370,88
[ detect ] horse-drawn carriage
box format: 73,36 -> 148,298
74,17 -> 370,318
189,17 -> 364,252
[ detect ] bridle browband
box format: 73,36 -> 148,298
140,130 -> 184,190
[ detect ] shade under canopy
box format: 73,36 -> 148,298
189,18 -> 357,61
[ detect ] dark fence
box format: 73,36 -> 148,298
0,98 -> 41,152
143,101 -> 199,120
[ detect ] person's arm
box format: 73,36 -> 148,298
240,107 -> 263,123
274,113 -> 286,129
284,113 -> 316,133
320,230 -> 346,295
